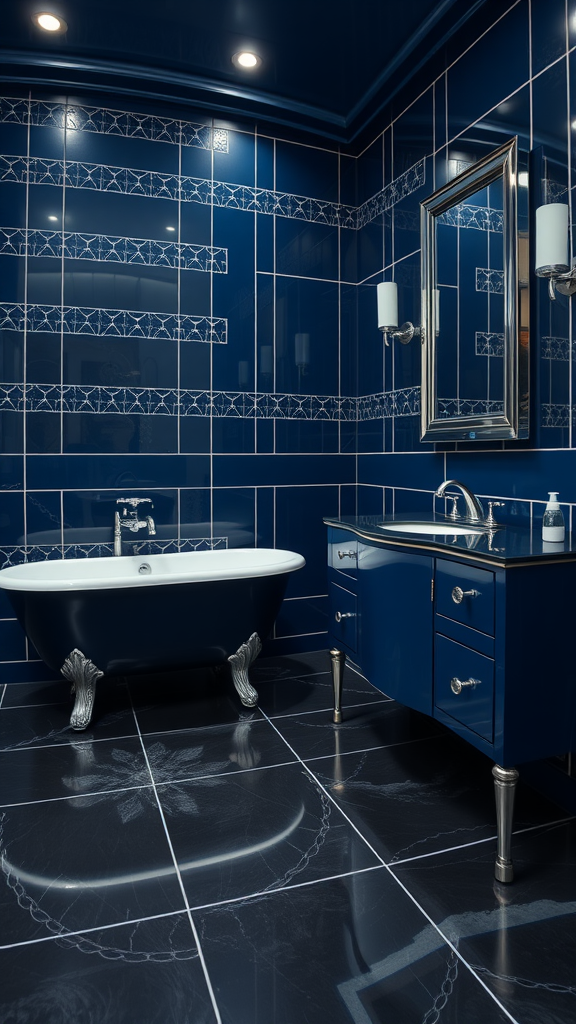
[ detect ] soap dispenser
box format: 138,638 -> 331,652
542,492 -> 565,543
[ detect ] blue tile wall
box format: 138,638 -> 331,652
3,1 -> 576,684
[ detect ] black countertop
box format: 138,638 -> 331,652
323,515 -> 576,566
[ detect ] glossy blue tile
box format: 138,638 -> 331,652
179,417 -> 211,455
256,134 -> 274,190
26,331 -> 61,384
179,138 -> 213,181
357,283 -> 383,396
65,128 -> 180,174
0,182 -> 27,228
63,259 -> 179,313
274,277 -> 339,397
275,140 -> 338,203
357,135 -> 383,206
445,449 -> 576,503
0,456 -> 23,491
392,168 -> 428,264
275,218 -> 338,280
358,452 -> 445,491
179,488 -> 211,537
0,254 -> 25,301
26,454 -> 211,490
26,256 -> 62,305
256,213 -> 274,272
339,153 -> 357,207
0,619 -> 27,661
25,411 -> 60,454
214,128 -> 255,187
212,488 -> 255,546
29,124 -> 64,158
256,486 -> 274,547
275,484 -> 339,597
531,0 -> 568,77
212,418 -> 256,455
27,183 -> 63,230
256,419 -> 274,453
447,2 -> 529,143
212,207 -> 255,391
0,122 -> 29,156
0,329 -> 23,381
64,188 -> 180,243
275,420 -> 339,454
62,334 -> 178,388
393,88 -> 433,179
179,199 -> 212,247
434,74 -> 447,170
357,220 -> 383,284
26,490 -> 62,542
0,490 -> 24,544
212,454 -> 353,488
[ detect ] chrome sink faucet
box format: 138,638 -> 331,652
435,479 -> 484,522
114,497 -> 156,555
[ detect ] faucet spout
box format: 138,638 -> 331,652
435,479 -> 484,522
145,515 -> 156,536
113,497 -> 156,554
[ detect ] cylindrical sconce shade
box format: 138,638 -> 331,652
377,282 -> 398,329
535,203 -> 569,272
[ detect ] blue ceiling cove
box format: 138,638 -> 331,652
1,0 -> 490,142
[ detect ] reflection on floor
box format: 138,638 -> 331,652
0,650 -> 575,1023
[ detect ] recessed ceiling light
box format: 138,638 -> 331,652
32,12 -> 67,32
232,51 -> 262,70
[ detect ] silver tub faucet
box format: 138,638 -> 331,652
435,479 -> 484,522
114,498 -> 156,555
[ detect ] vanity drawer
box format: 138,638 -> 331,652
329,582 -> 357,652
328,529 -> 358,579
434,634 -> 494,743
435,559 -> 495,636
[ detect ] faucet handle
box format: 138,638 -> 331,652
117,497 -> 153,507
485,501 -> 504,527
447,495 -> 460,519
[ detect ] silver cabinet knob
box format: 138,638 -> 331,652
335,611 -> 355,622
451,586 -> 480,603
450,676 -> 481,694
337,550 -> 356,560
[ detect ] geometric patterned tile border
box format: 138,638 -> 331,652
438,204 -> 503,232
475,268 -> 505,293
1,383 -> 424,421
541,403 -> 569,428
475,331 -> 504,356
542,336 -> 571,362
0,537 -> 229,569
0,96 -> 228,151
437,397 -> 505,417
0,227 -> 227,273
0,303 -> 227,343
0,154 -> 426,231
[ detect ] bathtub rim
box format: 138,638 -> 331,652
0,548 -> 305,592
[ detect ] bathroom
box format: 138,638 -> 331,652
1,0 -> 576,1020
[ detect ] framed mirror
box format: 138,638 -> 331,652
420,136 -> 529,441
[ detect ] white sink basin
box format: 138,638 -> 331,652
378,521 -> 488,536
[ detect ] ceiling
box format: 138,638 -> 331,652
1,0 -> 490,144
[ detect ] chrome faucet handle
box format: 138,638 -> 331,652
117,497 -> 153,507
447,495 -> 460,519
485,501 -> 504,527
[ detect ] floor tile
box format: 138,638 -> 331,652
194,871 -> 514,1024
392,819 -> 576,1024
253,659 -> 383,718
142,716 -> 296,785
0,681 -> 137,751
308,732 -> 565,865
0,789 -> 185,945
0,914 -> 218,1024
0,735 -> 151,805
159,761 -> 381,910
130,666 -> 262,734
272,701 -> 444,761
1,678 -> 71,709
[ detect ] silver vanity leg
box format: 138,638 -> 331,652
329,648 -> 345,724
61,648 -> 104,731
228,632 -> 261,707
492,764 -> 519,883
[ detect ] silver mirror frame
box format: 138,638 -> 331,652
420,136 -> 529,442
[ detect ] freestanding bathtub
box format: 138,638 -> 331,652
0,548 -> 305,730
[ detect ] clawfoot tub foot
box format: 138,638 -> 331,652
228,632 -> 262,707
61,648 -> 104,731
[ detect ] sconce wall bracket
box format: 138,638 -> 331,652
381,322 -> 420,346
536,265 -> 576,300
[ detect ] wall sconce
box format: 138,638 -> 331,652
535,203 -> 576,300
377,282 -> 421,346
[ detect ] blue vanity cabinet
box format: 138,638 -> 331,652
327,528 -> 358,658
358,542 -> 434,716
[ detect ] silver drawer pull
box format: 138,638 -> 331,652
335,611 -> 355,622
450,676 -> 481,695
451,586 -> 479,604
338,550 -> 356,560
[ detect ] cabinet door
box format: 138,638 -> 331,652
359,544 -> 433,715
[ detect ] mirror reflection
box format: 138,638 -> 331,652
420,137 -> 529,442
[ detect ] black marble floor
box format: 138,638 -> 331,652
0,651 -> 575,1023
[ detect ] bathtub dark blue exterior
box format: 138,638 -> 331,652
8,573 -> 290,677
